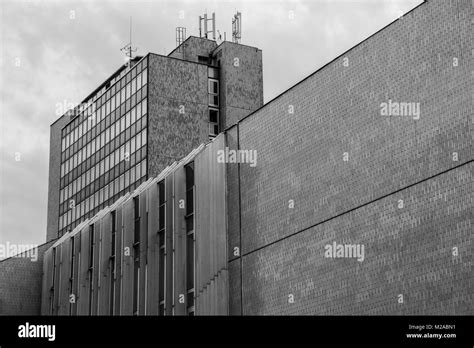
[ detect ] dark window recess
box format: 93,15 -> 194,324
198,55 -> 209,64
69,237 -> 75,315
157,180 -> 166,315
209,109 -> 218,123
110,210 -> 116,315
133,196 -> 140,315
186,234 -> 194,292
88,224 -> 95,315
184,162 -> 195,315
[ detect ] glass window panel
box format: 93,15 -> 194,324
126,83 -> 131,99
131,78 -> 136,95
141,99 -> 147,116
142,69 -> 147,86
119,174 -> 125,191
130,165 -> 136,183
111,122 -> 116,139
120,145 -> 125,161
136,162 -> 141,180
125,140 -> 130,156
125,170 -> 130,188
137,73 -> 142,88
131,136 -> 136,153
141,159 -> 146,178
120,116 -> 125,133
137,132 -> 142,149
120,88 -> 125,105
141,129 -> 147,145
131,106 -> 137,124
127,111 -> 132,129
136,103 -> 142,119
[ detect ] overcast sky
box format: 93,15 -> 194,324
0,0 -> 422,253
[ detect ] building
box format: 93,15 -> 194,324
41,138 -> 227,315
1,0 -> 472,316
46,36 -> 263,241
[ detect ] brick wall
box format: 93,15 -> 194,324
228,0 -> 473,315
0,241 -> 54,315
213,42 -> 264,129
168,36 -> 217,63
147,54 -> 210,177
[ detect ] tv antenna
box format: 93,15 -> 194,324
120,16 -> 138,66
199,12 -> 216,40
232,12 -> 242,43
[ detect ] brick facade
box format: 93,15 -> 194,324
147,53 -> 210,176
227,0 -> 473,315
0,242 -> 54,315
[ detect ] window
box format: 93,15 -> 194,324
137,73 -> 142,89
69,237 -> 75,314
140,99 -> 147,116
208,67 -> 219,79
126,111 -> 131,129
184,162 -> 195,315
110,210 -> 116,315
137,103 -> 142,119
208,79 -> 218,94
198,55 -> 209,64
208,79 -> 219,107
131,106 -> 137,124
88,224 -> 95,315
158,180 -> 165,315
142,69 -> 147,86
209,108 -> 219,137
140,159 -> 147,179
133,196 -> 140,315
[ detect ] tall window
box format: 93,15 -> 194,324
209,108 -> 220,138
185,162 -> 195,316
208,67 -> 220,139
158,181 -> 165,315
50,247 -> 57,315
133,196 -> 140,315
88,225 -> 95,315
110,210 -> 116,315
69,237 -> 75,315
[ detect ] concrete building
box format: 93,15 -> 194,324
1,0 -> 472,316
46,36 -> 263,241
41,138 -> 227,315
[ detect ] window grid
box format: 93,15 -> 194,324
58,57 -> 148,236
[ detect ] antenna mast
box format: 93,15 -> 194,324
232,12 -> 242,44
120,16 -> 138,67
199,12 -> 216,40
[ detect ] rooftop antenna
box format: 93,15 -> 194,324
120,16 -> 138,67
199,12 -> 216,40
232,11 -> 242,43
176,27 -> 187,52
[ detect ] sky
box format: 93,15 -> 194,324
0,0 -> 423,255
